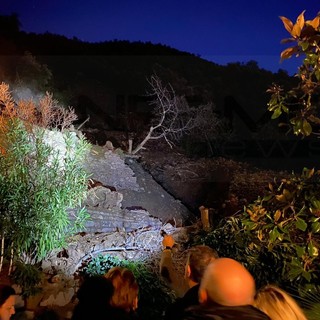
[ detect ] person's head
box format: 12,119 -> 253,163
0,285 -> 16,320
198,258 -> 256,307
72,276 -> 114,320
104,267 -> 139,312
185,245 -> 218,286
76,275 -> 114,305
254,284 -> 307,320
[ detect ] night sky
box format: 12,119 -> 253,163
1,0 -> 319,75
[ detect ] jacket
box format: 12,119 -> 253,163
182,303 -> 271,320
165,285 -> 200,320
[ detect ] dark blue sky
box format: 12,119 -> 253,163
1,0 -> 319,75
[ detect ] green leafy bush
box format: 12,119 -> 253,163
83,254 -> 174,320
193,217 -> 283,289
242,168 -> 320,285
11,261 -> 42,298
197,167 -> 320,292
0,82 -> 90,266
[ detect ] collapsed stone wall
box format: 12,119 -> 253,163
17,134 -> 195,319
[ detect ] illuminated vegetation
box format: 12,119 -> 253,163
0,83 -> 90,294
268,11 -> 320,136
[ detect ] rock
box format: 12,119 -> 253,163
104,140 -> 114,151
84,147 -> 140,191
28,144 -> 198,319
85,186 -> 123,209
40,288 -> 75,307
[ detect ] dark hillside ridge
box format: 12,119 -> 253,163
13,32 -> 197,56
1,18 -> 315,170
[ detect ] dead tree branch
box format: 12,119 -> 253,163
131,75 -> 223,155
131,75 -> 196,154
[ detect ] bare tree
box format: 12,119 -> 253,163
189,102 -> 231,156
131,75 -> 223,155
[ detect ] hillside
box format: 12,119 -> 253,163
2,15 -> 317,172
0,17 -> 297,130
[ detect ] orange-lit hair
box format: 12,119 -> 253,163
104,267 -> 139,312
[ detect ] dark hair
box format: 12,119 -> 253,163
35,308 -> 60,320
0,285 -> 15,307
71,276 -> 114,320
187,245 -> 219,283
76,275 -> 114,304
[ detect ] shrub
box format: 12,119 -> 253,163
0,82 -> 90,267
193,217 -> 283,289
196,167 -> 320,292
297,285 -> 320,320
10,261 -> 42,298
240,168 -> 320,286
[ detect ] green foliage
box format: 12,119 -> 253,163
193,217 -> 283,288
0,84 -> 90,264
83,254 -> 174,320
197,167 -> 320,291
0,120 -> 89,262
83,254 -> 122,276
267,11 -> 320,136
242,167 -> 320,286
11,260 -> 42,298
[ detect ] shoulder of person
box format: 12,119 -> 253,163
183,304 -> 271,320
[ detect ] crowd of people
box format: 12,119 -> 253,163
0,234 -> 308,320
71,266 -> 139,320
160,234 -> 307,320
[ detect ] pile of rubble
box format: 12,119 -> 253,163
14,142 -> 197,319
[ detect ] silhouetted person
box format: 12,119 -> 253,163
0,284 -> 16,320
104,267 -> 140,320
71,275 -> 114,320
160,234 -> 218,320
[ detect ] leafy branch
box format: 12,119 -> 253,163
267,11 -> 320,136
